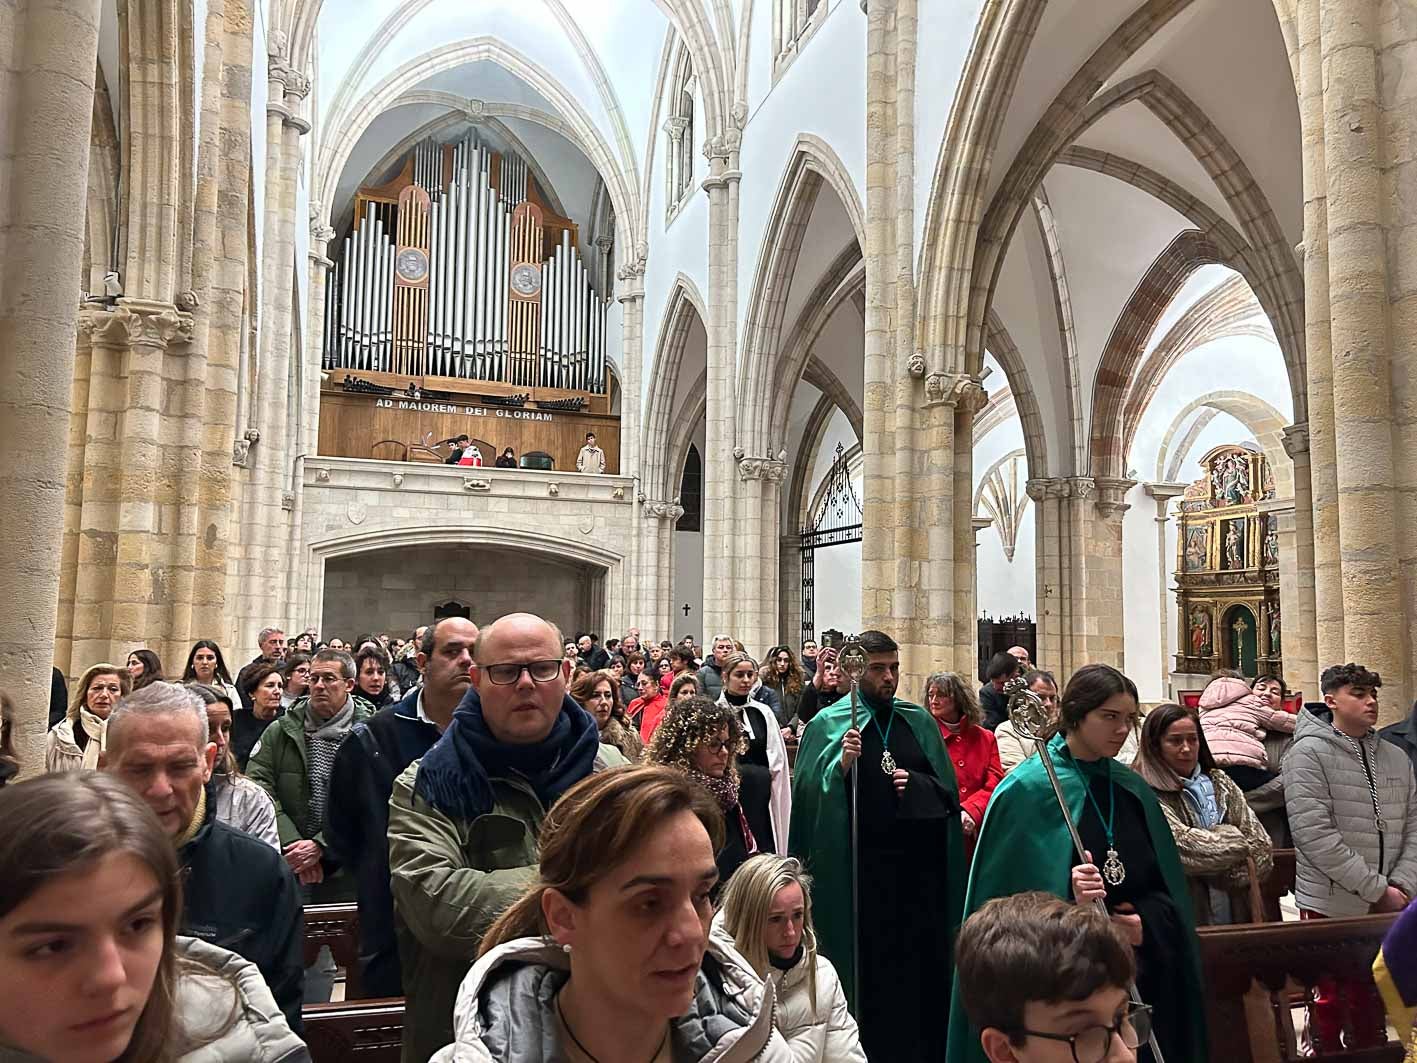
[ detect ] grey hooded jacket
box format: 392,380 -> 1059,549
430,935 -> 792,1063
0,936 -> 309,1063
1283,705 -> 1417,916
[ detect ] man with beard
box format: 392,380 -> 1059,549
789,629 -> 965,1062
325,616 -> 478,998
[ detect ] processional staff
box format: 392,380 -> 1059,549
837,636 -> 868,1028
1003,676 -> 1166,1063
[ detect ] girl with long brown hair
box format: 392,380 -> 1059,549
570,668 -> 644,761
439,765 -> 790,1062
0,773 -> 306,1062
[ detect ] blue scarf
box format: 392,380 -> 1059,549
413,685 -> 601,820
1180,764 -> 1222,828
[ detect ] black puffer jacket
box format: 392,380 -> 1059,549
179,784 -> 306,1033
324,689 -> 441,998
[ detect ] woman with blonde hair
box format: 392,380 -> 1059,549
714,855 -> 865,1062
0,772 -> 307,1062
570,668 -> 644,761
45,663 -> 130,772
923,671 -> 1003,848
434,765 -> 791,1063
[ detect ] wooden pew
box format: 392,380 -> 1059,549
304,903 -> 364,1000
1257,848 -> 1297,922
303,998 -> 404,1063
1198,911 -> 1401,1062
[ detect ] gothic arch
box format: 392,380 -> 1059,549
1153,391 -> 1292,499
737,135 -> 865,456
314,38 -> 638,252
643,276 -> 709,501
984,309 -> 1050,479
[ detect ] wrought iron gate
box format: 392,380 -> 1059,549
800,443 -> 863,642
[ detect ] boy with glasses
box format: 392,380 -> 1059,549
954,891 -> 1149,1063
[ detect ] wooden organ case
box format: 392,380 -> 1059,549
319,134 -> 618,473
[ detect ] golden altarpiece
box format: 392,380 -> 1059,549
1172,443 -> 1281,679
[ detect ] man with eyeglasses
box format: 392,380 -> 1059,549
388,611 -> 629,1063
246,648 -> 375,907
953,891 -> 1151,1063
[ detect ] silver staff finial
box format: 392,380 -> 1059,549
838,637 -> 867,682
1004,674 -> 1052,741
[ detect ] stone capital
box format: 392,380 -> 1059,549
643,497 -> 685,522
1143,481 -> 1188,520
1281,422 -> 1309,458
77,305 -> 141,346
1093,476 -> 1135,518
616,246 -> 648,283
663,115 -> 689,142
923,372 -> 987,412
593,235 -> 614,253
737,452 -> 789,484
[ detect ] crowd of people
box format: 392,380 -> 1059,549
2,615 -> 1417,1062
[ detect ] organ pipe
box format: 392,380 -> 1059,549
326,132 -> 606,392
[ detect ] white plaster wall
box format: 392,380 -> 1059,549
672,418 -> 707,642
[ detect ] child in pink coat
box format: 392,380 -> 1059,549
1198,675 -> 1296,792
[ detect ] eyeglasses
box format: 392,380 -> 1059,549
1013,1004 -> 1152,1063
700,738 -> 733,754
484,659 -> 563,686
309,673 -> 347,686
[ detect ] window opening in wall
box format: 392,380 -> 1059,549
665,46 -> 696,214
774,0 -> 826,72
433,600 -> 471,620
677,445 -> 702,532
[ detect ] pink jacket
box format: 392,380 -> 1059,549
1198,677 -> 1296,771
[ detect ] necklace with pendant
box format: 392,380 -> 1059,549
870,705 -> 898,775
1077,757 -> 1126,886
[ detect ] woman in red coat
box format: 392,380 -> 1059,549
922,671 -> 1003,855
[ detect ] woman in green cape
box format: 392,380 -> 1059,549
789,630 -> 966,1063
945,664 -> 1206,1063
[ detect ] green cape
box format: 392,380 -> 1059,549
944,733 -> 1207,1063
788,693 -> 966,1010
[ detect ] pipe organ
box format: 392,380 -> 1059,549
324,134 -> 608,394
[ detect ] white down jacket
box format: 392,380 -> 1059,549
1283,705 -> 1417,916
708,920 -> 865,1063
431,935 -> 793,1063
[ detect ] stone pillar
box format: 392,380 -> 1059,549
734,453 -> 788,655
1318,0 -> 1403,694
779,533 -> 803,647
639,498 -> 683,641
618,282 -> 647,630
232,38 -> 309,656
952,379 -> 988,674
1295,0 -> 1343,672
1144,482 -> 1188,698
1279,423 -> 1319,698
1026,476 -> 1133,678
0,0 -> 103,764
700,154 -> 741,643
290,214 -> 334,631
970,515 -> 994,654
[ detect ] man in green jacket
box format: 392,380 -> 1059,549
388,611 -> 628,1063
246,647 -> 375,904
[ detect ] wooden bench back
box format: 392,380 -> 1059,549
1197,912 -> 1401,1062
303,998 -> 404,1063
303,903 -> 364,1000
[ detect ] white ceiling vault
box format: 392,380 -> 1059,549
303,0 -> 747,249
968,0 -> 1304,481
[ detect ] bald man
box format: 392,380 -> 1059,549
387,612 -> 629,1063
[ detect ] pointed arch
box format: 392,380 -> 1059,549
984,309 -> 1049,480
737,134 -> 865,455
642,275 -> 709,500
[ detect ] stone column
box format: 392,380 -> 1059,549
1144,482 -> 1188,697
1318,0 -> 1403,693
0,0 -> 104,764
700,153 -> 742,642
1279,422 -> 1319,697
970,516 -> 994,654
639,499 -> 683,641
779,533 -> 803,647
734,453 -> 788,655
618,281 -> 647,629
952,378 -> 989,674
232,39 -> 309,656
1090,477 -> 1136,669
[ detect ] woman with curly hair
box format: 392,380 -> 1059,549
570,669 -> 643,761
760,646 -> 807,728
647,696 -> 775,886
